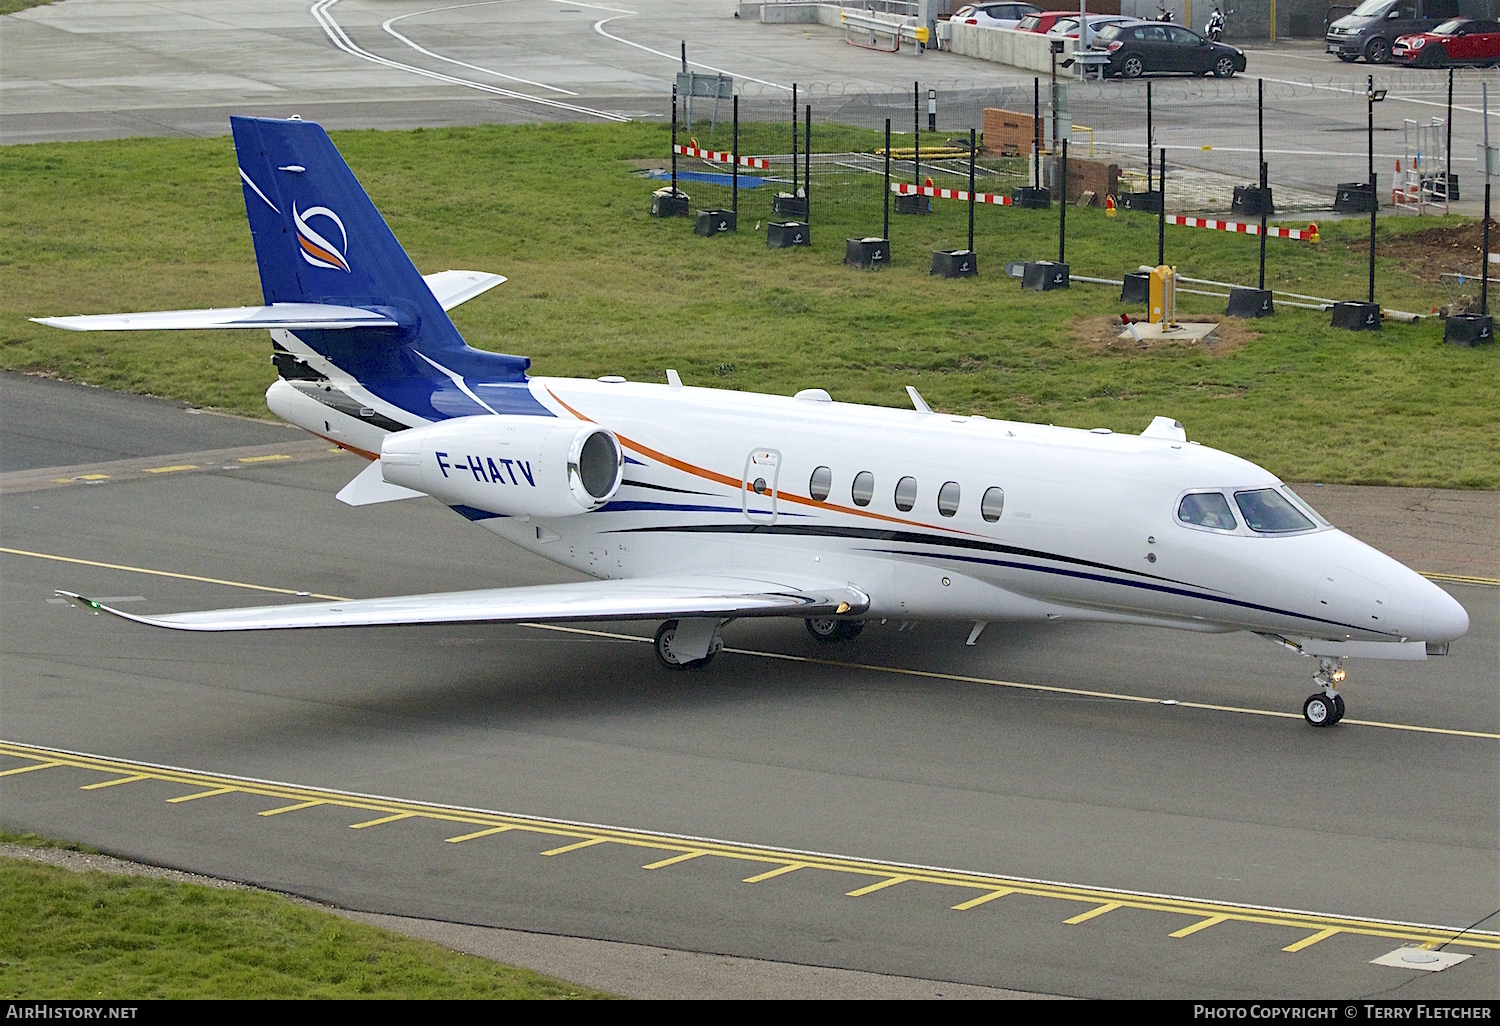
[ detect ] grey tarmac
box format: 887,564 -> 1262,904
0,372 -> 1495,999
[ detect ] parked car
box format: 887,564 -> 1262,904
1047,15 -> 1140,41
950,3 -> 1042,29
1015,11 -> 1079,33
1091,21 -> 1247,77
1394,17 -> 1500,66
1325,0 -> 1460,64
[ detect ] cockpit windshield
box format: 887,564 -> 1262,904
1280,486 -> 1330,526
1178,492 -> 1238,530
1234,488 -> 1316,533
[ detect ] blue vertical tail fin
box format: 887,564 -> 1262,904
231,115 -> 536,419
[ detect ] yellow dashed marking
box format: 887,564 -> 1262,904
1283,927 -> 1342,952
79,774 -> 149,790
142,465 -> 198,475
643,851 -> 707,870
166,787 -> 236,803
1065,901 -> 1124,925
847,876 -> 909,897
744,864 -> 804,883
1171,914 -> 1230,938
349,812 -> 415,829
541,837 -> 610,857
0,761 -> 60,777
259,800 -> 325,817
237,454 -> 291,463
3,744 -> 1497,955
952,889 -> 1015,911
445,825 -> 516,843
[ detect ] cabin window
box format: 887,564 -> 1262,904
1234,488 -> 1315,534
894,476 -> 917,512
981,486 -> 1004,522
937,481 -> 961,517
851,471 -> 875,507
809,466 -> 832,502
1177,491 -> 1238,531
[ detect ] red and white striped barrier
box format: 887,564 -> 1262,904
891,183 -> 1011,206
671,144 -> 769,170
1164,214 -> 1318,242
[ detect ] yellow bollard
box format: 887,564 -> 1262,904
1149,265 -> 1177,327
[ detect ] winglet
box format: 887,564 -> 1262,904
906,385 -> 933,414
55,590 -> 137,621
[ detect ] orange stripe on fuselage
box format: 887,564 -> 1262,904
544,386 -> 982,537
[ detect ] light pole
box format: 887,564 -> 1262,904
1366,76 -> 1386,305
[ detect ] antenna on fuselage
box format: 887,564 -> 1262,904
905,385 -> 933,414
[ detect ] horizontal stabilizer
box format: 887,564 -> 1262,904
56,574 -> 870,632
31,304 -> 398,332
422,270 -> 506,312
336,459 -> 425,506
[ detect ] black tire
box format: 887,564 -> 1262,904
1121,54 -> 1145,78
1328,692 -> 1346,724
1213,55 -> 1237,78
805,618 -> 866,644
1365,37 -> 1391,64
1303,693 -> 1337,727
1422,44 -> 1450,68
654,619 -> 716,670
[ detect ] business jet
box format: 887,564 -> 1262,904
37,116 -> 1469,728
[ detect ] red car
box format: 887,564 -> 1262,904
1394,18 -> 1500,66
1015,11 -> 1080,33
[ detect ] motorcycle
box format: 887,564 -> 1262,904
1205,8 -> 1225,41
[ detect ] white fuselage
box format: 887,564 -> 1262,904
272,370 -> 1469,648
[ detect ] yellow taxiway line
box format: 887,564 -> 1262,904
2,739 -> 1497,954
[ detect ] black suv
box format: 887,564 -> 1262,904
1326,0 -> 1462,63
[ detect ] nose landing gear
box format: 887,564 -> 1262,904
1302,657 -> 1347,727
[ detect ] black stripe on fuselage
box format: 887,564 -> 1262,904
874,547 -> 1398,639
608,522 -> 1216,592
620,479 -> 720,497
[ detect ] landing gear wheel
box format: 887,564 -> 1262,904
654,619 -> 717,671
805,618 -> 866,643
1327,692 -> 1346,724
1303,693 -> 1337,727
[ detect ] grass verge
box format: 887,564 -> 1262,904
1,123 -> 1495,488
0,854 -> 609,999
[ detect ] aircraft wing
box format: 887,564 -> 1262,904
56,573 -> 869,632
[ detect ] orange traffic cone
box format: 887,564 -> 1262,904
1307,222 -> 1320,244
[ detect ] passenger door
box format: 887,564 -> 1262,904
1168,26 -> 1209,71
742,449 -> 780,525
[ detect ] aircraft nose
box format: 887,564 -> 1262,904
1422,587 -> 1470,643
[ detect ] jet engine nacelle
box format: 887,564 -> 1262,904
380,415 -> 623,518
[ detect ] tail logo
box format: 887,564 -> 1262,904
293,203 -> 351,273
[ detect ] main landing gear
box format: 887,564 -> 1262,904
805,618 -> 865,643
1302,656 -> 1347,727
654,618 -> 724,670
